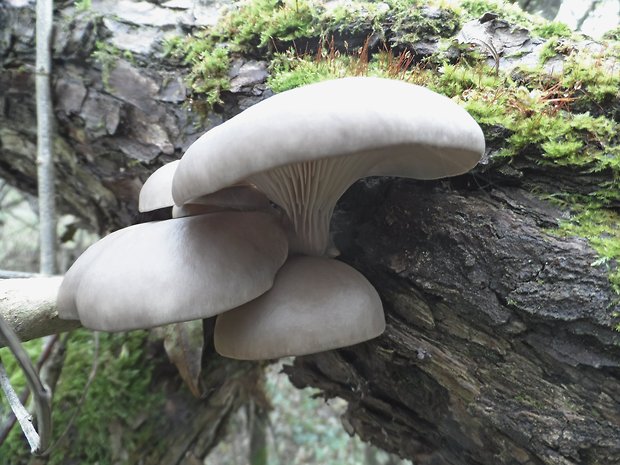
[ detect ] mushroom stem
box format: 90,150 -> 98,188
249,155 -> 370,256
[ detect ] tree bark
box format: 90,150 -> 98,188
288,179 -> 620,464
0,1 -> 619,465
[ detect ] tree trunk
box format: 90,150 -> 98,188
35,0 -> 56,275
1,1 -> 618,465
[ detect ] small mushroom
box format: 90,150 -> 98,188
139,160 -> 271,218
139,160 -> 180,212
172,77 -> 485,256
214,256 -> 385,360
57,211 -> 288,331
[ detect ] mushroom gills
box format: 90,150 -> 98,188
172,185 -> 271,218
214,256 -> 385,360
171,78 -> 484,256
248,154 -> 373,256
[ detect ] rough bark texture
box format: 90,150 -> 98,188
1,1 -> 619,465
289,179 -> 620,465
134,353 -> 266,465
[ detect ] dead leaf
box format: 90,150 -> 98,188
160,320 -> 205,398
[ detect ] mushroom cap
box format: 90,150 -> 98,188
139,160 -> 179,212
57,211 -> 288,331
56,228 -> 126,321
214,256 -> 385,360
172,77 -> 485,205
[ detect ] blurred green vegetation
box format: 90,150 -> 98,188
0,331 -> 164,465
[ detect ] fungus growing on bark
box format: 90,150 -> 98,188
57,211 -> 287,331
58,77 -> 484,360
172,77 -> 484,256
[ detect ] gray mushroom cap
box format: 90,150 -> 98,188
57,211 -> 288,331
214,256 -> 385,360
172,77 -> 484,255
139,160 -> 179,212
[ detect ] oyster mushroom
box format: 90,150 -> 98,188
172,77 -> 485,256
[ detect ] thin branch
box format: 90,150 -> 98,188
3,210 -> 38,228
0,315 -> 52,455
0,198 -> 27,211
0,270 -> 41,279
0,361 -> 41,447
576,0 -> 602,31
0,277 -> 81,345
0,335 -> 59,446
36,0 -> 56,275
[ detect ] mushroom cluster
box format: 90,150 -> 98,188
57,77 -> 484,360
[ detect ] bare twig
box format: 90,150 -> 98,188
0,270 -> 41,279
0,362 -> 40,446
576,0 -> 602,31
0,335 -> 59,446
467,37 -> 501,75
36,0 -> 56,275
0,315 -> 52,455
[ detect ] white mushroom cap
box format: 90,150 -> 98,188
172,77 -> 485,255
214,256 -> 385,360
56,227 -> 126,321
139,160 -> 179,212
57,211 -> 288,331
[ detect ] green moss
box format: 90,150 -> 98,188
163,0 -> 325,110
432,62 -> 503,95
323,1 -> 388,36
164,33 -> 231,110
603,26 -> 620,41
561,50 -> 620,103
389,4 -> 461,49
458,0 -> 539,27
551,204 -> 620,327
74,0 -> 92,11
1,331 -> 164,465
533,21 -> 573,39
538,37 -> 564,64
268,51 -> 340,92
169,0 -> 470,109
216,0 -> 322,50
92,41 -> 121,90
